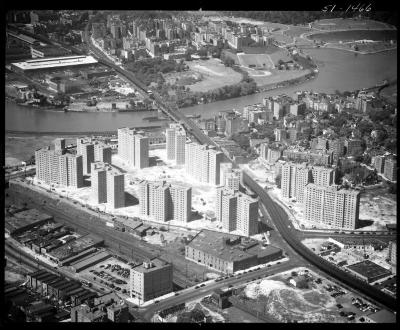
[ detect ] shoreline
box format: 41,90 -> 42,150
321,45 -> 397,55
5,127 -> 163,136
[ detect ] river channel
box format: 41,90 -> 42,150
5,48 -> 397,133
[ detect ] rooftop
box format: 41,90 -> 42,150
5,209 -> 53,234
346,260 -> 391,279
187,230 -> 256,262
11,55 -> 98,71
366,309 -> 396,323
132,258 -> 170,273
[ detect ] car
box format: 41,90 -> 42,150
195,286 -> 199,289
200,284 -> 205,287
154,300 -> 160,304
174,292 -> 179,296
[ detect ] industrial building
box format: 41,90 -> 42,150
130,258 -> 173,302
346,260 -> 392,283
5,208 -> 53,236
10,55 -> 98,74
47,234 -> 104,264
185,230 -> 283,274
71,292 -> 129,322
70,250 -> 111,273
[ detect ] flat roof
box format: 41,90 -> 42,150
132,258 -> 171,274
5,209 -> 53,234
346,260 -> 391,279
48,234 -> 103,260
366,309 -> 396,323
187,230 -> 255,263
70,251 -> 110,270
330,237 -> 388,247
11,55 -> 98,71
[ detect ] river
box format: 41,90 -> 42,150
5,48 -> 397,133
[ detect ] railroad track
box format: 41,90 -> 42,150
242,170 -> 397,311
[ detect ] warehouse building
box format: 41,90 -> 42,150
5,208 -> 53,236
70,250 -> 111,273
10,55 -> 98,74
185,230 -> 283,274
46,234 -> 104,264
346,260 -> 392,283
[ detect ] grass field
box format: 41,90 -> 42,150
245,68 -> 311,87
312,18 -> 393,31
184,58 -> 242,93
237,53 -> 275,69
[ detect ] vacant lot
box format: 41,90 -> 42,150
185,58 -> 242,93
284,26 -> 314,38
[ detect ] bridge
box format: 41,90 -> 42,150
12,23 -> 396,312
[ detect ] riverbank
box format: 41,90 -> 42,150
322,44 -> 397,55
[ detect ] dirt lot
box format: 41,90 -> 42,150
185,58 -> 242,93
234,267 -> 384,323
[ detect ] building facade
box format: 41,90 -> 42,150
130,259 -> 173,302
304,184 -> 360,229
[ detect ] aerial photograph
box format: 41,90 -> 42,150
4,8 -> 397,323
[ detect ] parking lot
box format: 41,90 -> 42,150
80,257 -> 132,297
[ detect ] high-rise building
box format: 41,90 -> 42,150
94,143 -> 112,164
371,155 -> 385,174
185,143 -> 223,185
91,162 -> 107,204
388,241 -> 397,274
59,153 -> 84,188
304,184 -> 360,230
166,124 -> 186,165
237,194 -> 259,236
311,166 -> 336,187
223,168 -> 241,191
118,127 -> 149,169
35,147 -> 64,185
170,184 -> 192,222
174,131 -> 186,165
383,157 -> 397,181
345,138 -> 364,157
216,188 -> 258,236
130,258 -> 173,303
54,138 -> 66,152
36,144 -> 83,188
76,138 -> 95,175
134,134 -> 149,169
106,167 -> 125,209
281,162 -> 312,203
166,127 -> 176,160
139,180 -> 192,222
